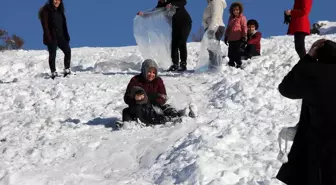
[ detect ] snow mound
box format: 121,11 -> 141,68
0,32 -> 336,185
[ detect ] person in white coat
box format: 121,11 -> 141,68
202,0 -> 227,69
203,0 -> 227,40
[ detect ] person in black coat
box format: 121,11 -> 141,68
276,39 -> 336,185
138,0 -> 192,72
39,0 -> 71,79
123,86 -> 170,125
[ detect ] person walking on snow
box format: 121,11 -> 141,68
39,0 -> 71,79
202,0 -> 227,69
138,0 -> 192,72
224,2 -> 247,69
284,0 -> 312,59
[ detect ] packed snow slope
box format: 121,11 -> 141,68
1,33 -> 336,185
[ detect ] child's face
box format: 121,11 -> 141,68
248,25 -> 256,33
135,93 -> 145,101
233,6 -> 240,16
147,67 -> 156,82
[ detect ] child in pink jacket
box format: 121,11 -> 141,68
224,2 -> 247,68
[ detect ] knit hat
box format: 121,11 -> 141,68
141,59 -> 159,81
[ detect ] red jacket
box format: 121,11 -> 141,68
124,75 -> 167,106
287,0 -> 312,35
247,31 -> 262,54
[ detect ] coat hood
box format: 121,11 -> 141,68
141,59 -> 159,80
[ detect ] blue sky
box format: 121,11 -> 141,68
1,0 -> 335,50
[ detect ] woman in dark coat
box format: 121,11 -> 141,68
276,39 -> 336,185
39,0 -> 71,79
122,59 -> 195,126
138,0 -> 192,72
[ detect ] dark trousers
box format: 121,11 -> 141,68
294,32 -> 306,59
228,40 -> 242,67
47,37 -> 71,73
171,22 -> 192,66
122,104 -> 180,125
242,44 -> 260,58
122,106 -> 141,122
122,105 -> 163,125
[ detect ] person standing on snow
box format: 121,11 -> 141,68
284,0 -> 312,59
202,0 -> 227,69
138,0 -> 192,72
122,59 -> 195,126
224,2 -> 247,68
39,0 -> 71,79
276,39 -> 336,185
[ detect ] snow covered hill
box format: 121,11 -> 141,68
1,33 -> 336,185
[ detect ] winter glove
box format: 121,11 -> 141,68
224,37 -> 228,46
239,37 -> 247,52
207,30 -> 215,40
284,11 -> 291,24
147,93 -> 167,105
240,37 -> 247,43
240,43 -> 246,53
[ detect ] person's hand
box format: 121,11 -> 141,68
308,39 -> 326,58
241,36 -> 247,43
285,10 -> 291,15
137,12 -> 144,16
135,94 -> 145,101
207,30 -> 215,39
284,11 -> 291,24
166,3 -> 172,9
158,94 -> 167,100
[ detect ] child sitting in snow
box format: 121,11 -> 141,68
122,59 -> 195,126
224,2 -> 247,68
240,19 -> 262,60
123,85 -> 168,125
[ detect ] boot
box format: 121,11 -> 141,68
167,64 -> 179,71
228,60 -> 235,67
178,62 -> 187,71
51,71 -> 58,79
64,68 -> 71,77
